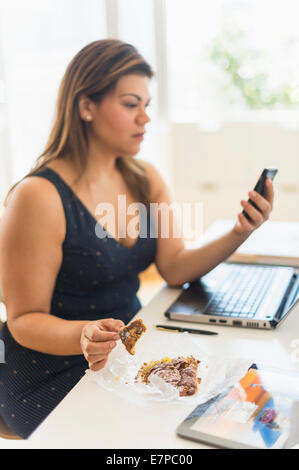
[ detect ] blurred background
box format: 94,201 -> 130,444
1,0 -> 299,228
0,0 -> 299,309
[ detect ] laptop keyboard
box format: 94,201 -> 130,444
203,265 -> 278,318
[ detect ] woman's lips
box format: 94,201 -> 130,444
132,133 -> 144,140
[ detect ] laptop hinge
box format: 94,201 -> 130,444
271,273 -> 298,327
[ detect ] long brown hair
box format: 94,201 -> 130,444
5,39 -> 154,206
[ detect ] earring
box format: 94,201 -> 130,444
85,114 -> 92,121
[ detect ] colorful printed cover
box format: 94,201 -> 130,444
186,364 -> 299,449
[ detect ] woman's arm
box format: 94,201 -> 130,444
0,177 -> 88,355
141,161 -> 274,287
0,177 -> 84,355
156,228 -> 249,287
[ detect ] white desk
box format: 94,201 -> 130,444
26,283 -> 299,449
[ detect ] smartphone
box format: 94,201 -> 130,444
243,167 -> 278,221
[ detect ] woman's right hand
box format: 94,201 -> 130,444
80,318 -> 124,371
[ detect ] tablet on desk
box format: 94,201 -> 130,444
176,363 -> 299,449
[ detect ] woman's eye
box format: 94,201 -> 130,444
125,103 -> 137,108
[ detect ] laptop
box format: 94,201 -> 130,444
165,262 -> 299,329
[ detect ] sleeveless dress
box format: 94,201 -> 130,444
0,167 -> 157,438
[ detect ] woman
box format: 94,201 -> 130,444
0,39 -> 274,439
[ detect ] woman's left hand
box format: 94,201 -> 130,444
233,177 -> 274,238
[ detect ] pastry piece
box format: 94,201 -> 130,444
135,357 -> 173,383
119,318 -> 147,355
135,355 -> 201,396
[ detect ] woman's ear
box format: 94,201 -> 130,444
78,94 -> 93,122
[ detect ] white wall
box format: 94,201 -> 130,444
170,121 -> 299,230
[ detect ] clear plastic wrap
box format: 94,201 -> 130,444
85,331 -> 249,407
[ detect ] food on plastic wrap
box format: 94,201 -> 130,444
135,355 -> 201,396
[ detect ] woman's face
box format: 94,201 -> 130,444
84,74 -> 151,157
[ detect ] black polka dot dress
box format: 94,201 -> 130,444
0,167 -> 157,438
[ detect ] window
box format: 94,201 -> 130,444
165,0 -> 299,124
0,0 -> 107,184
0,0 -> 165,199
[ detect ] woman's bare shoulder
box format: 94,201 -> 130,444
3,175 -> 66,239
7,175 -> 61,210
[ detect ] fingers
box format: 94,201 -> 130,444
98,318 -> 125,334
86,351 -> 112,369
80,318 -> 125,371
235,178 -> 275,237
241,185 -> 272,224
240,199 -> 264,225
88,356 -> 109,372
248,191 -> 271,216
248,178 -> 273,213
81,333 -> 116,368
237,212 -> 254,233
83,337 -> 117,356
84,323 -> 120,342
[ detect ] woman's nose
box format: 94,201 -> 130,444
137,109 -> 151,125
